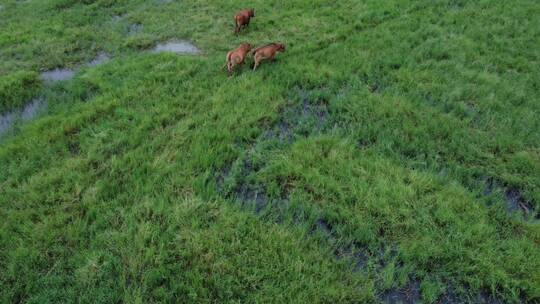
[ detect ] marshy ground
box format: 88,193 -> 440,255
0,0 -> 539,303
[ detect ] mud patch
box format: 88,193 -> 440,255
41,68 -> 75,83
261,88 -> 330,144
314,218 -> 333,236
484,178 -> 537,219
235,185 -> 267,213
380,279 -> 421,304
68,141 -> 81,155
217,88 -> 330,205
436,286 -> 462,304
337,245 -> 369,271
213,86 -> 370,271
475,290 -> 503,304
504,188 -> 534,216
438,286 -> 505,304
311,217 -> 371,271
152,40 -> 200,54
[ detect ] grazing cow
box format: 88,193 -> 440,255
235,8 -> 255,34
224,43 -> 252,75
252,43 -> 286,71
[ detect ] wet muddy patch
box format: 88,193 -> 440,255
475,290 -> 504,304
260,87 -> 331,144
380,279 -> 421,304
235,184 -> 268,213
214,87 -> 333,221
437,285 -> 505,304
313,218 -> 333,236
436,286 -> 462,304
310,217 -> 370,271
484,178 -> 538,219
152,40 -> 200,54
503,188 -> 535,216
217,151 -> 273,216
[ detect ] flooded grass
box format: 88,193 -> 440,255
1,0 -> 539,303
20,97 -> 47,121
0,112 -> 16,135
127,23 -> 143,35
87,53 -> 111,67
0,97 -> 47,137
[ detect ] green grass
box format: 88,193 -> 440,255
1,0 -> 539,302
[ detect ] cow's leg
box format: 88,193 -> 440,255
235,20 -> 240,34
253,58 -> 260,71
227,62 -> 234,76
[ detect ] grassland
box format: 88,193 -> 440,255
1,0 -> 539,303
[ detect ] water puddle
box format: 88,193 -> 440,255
152,40 -> 200,54
87,52 -> 111,66
41,68 -> 75,83
0,97 -> 47,137
21,97 -> 47,121
40,53 -> 111,84
112,14 -> 126,22
0,113 -> 16,135
128,23 -> 143,35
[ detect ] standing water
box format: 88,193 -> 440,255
21,97 -> 47,121
87,53 -> 111,66
0,113 -> 16,135
153,40 -> 200,54
41,68 -> 75,83
0,97 -> 47,137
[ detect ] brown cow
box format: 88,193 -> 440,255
234,8 -> 255,34
252,43 -> 286,71
224,43 -> 252,76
